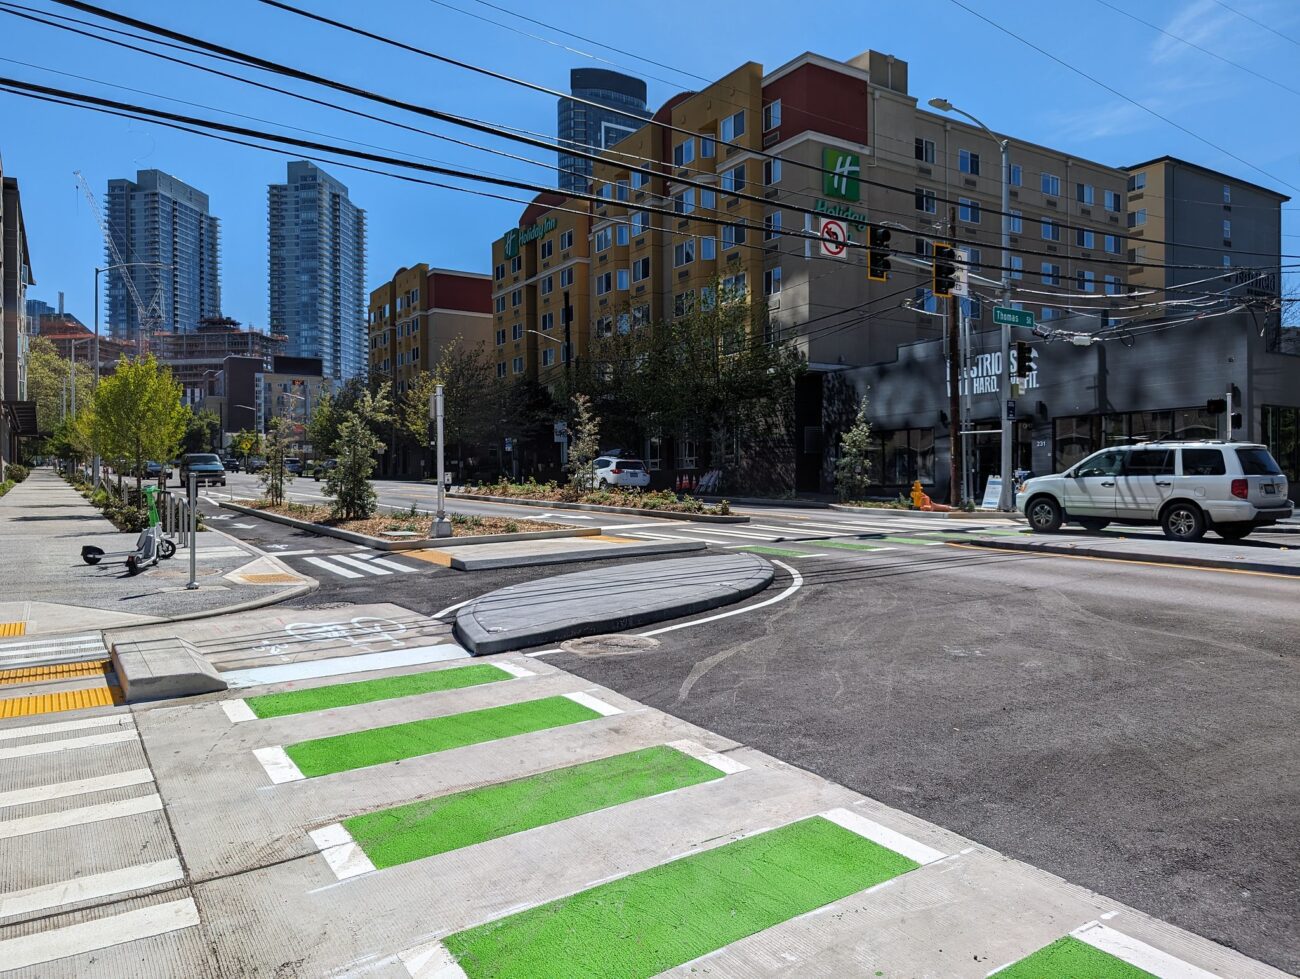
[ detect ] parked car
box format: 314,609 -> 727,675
221,456 -> 242,473
179,453 -> 227,488
587,456 -> 651,490
285,458 -> 304,475
1017,441 -> 1292,541
244,457 -> 267,474
313,459 -> 339,482
143,460 -> 172,480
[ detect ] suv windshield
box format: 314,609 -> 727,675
1236,447 -> 1282,476
185,454 -> 221,465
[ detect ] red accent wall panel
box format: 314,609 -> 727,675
762,63 -> 868,147
429,272 -> 491,313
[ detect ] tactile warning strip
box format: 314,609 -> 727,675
0,684 -> 125,718
238,573 -> 300,584
0,621 -> 26,638
0,660 -> 113,686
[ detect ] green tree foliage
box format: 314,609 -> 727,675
182,408 -> 221,454
25,336 -> 94,437
399,340 -> 497,474
231,429 -> 261,463
834,396 -> 874,502
260,417 -> 295,506
322,385 -> 392,520
90,355 -> 188,501
307,376 -> 369,458
563,392 -> 601,496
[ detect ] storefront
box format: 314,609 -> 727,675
828,311 -> 1300,503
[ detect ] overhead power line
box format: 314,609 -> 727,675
1210,0 -> 1300,50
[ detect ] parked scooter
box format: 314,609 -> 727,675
81,485 -> 177,575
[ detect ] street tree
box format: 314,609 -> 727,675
399,339 -> 496,477
90,355 -> 188,501
834,395 -> 874,502
260,417 -> 294,506
564,392 -> 601,497
182,408 -> 221,454
231,429 -> 261,465
325,414 -> 384,520
25,337 -> 94,437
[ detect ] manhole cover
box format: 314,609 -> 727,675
559,634 -> 660,657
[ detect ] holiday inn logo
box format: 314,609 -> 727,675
822,147 -> 861,201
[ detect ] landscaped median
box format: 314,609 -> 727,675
452,480 -> 747,523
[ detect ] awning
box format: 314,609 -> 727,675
2,401 -> 39,437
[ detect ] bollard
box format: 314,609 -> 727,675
186,472 -> 199,590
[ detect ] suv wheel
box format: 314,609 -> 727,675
1161,501 -> 1206,541
1027,495 -> 1063,533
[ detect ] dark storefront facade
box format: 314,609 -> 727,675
828,312 -> 1300,504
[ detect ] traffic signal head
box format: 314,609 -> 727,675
1015,340 -> 1033,378
1231,411 -> 1243,430
868,225 -> 892,282
1206,397 -> 1227,415
932,243 -> 957,297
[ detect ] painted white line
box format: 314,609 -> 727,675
253,745 -> 305,784
224,643 -> 469,688
432,599 -> 472,619
309,824 -> 377,880
401,939 -> 468,979
362,556 -> 419,573
0,858 -> 183,919
639,560 -> 804,638
0,633 -> 102,652
628,531 -> 691,542
0,728 -> 138,761
0,713 -> 132,743
330,554 -> 394,577
0,896 -> 199,972
0,793 -> 163,840
0,768 -> 153,810
220,700 -> 258,724
523,648 -> 562,657
667,739 -> 750,774
228,522 -> 256,529
598,521 -> 687,530
821,808 -> 945,866
682,526 -> 781,541
563,691 -> 623,717
304,556 -> 363,579
1071,921 -> 1220,979
491,662 -> 535,678
268,548 -> 318,557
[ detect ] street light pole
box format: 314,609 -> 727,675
430,384 -> 451,538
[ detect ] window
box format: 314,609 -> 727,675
1076,228 -> 1095,249
720,110 -> 745,142
631,169 -> 650,189
595,271 -> 612,295
540,312 -> 554,331
721,272 -> 747,300
1076,182 -> 1095,205
958,197 -> 981,224
1182,448 -> 1226,476
512,323 -> 524,341
1010,210 -> 1023,233
1128,209 -> 1147,228
1041,262 -> 1061,285
617,268 -> 630,290
866,428 -> 936,486
494,295 -> 506,313
1223,255 -> 1232,267
632,257 -> 650,281
673,239 -> 695,267
1223,219 -> 1232,240
699,189 -> 716,210
616,223 -> 630,246
673,189 -> 696,214
1105,274 -> 1121,295
1076,269 -> 1095,292
1075,449 -> 1126,477
959,149 -> 980,176
631,211 -> 649,236
510,255 -> 522,273
1122,449 -> 1174,476
673,138 -> 695,167
511,288 -> 522,306
560,229 -> 574,250
496,361 -> 507,378
1128,172 -> 1146,191
1223,184 -> 1232,204
616,180 -> 629,201
1009,164 -> 1023,187
1041,172 -> 1061,196
559,267 -> 574,287
495,328 -> 506,346
1104,233 -> 1121,254
1010,255 -> 1023,279
721,164 -> 746,194
915,137 -> 935,164
764,266 -> 782,296
1104,189 -> 1122,212
764,212 -> 782,240
673,291 -> 693,317
512,356 -> 524,375
594,227 -> 612,251
913,286 -> 937,313
763,158 -> 782,185
1130,245 -> 1147,264
721,223 -> 747,249
1041,218 -> 1061,241
915,187 -> 937,214
1237,446 -> 1282,476
541,348 -> 555,367
700,236 -> 717,261
494,262 -> 505,280
763,100 -> 781,131
540,239 -> 553,260
540,275 -> 554,296
699,286 -> 716,311
701,137 -> 715,158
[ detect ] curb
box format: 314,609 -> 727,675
959,535 -> 1300,576
218,500 -> 601,549
448,492 -> 747,523
828,503 -> 1023,521
447,539 -> 706,572
700,496 -> 832,510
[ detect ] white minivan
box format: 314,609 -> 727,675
1017,441 -> 1292,541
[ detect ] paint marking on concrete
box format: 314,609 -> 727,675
253,745 -> 306,784
220,699 -> 258,724
0,768 -> 153,810
523,648 -> 562,657
666,739 -> 750,774
0,633 -> 100,654
685,526 -> 782,541
267,549 -> 318,557
432,599 -> 472,619
0,858 -> 183,919
304,556 -> 364,579
562,691 -> 622,717
0,621 -> 26,638
490,662 -> 535,679
0,683 -> 125,719
406,549 -> 453,567
1071,921 -> 1220,979
640,560 -> 804,638
0,728 -> 138,761
628,531 -> 691,542
0,712 -> 132,742
0,896 -> 199,972
401,939 -> 468,979
222,644 -> 470,688
309,824 -> 378,881
821,807 -> 946,866
0,793 -> 163,840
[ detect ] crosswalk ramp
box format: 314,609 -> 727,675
300,551 -> 424,580
0,634 -> 108,671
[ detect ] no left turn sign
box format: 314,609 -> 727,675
819,217 -> 848,258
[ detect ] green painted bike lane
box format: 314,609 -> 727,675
245,664 -> 515,719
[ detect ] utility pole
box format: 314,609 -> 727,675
430,385 -> 451,537
947,205 -> 961,507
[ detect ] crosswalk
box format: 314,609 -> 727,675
0,634 -> 108,671
299,550 -> 425,580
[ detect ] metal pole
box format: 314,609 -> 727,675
433,384 -> 451,537
946,209 -> 961,507
70,342 -> 77,416
997,136 -> 1014,511
1225,387 -> 1233,443
93,269 -> 102,491
186,472 -> 199,589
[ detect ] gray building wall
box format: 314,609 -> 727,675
268,161 -> 367,382
558,69 -> 650,194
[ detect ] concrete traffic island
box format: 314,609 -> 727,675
959,530 -> 1300,575
455,553 -> 775,655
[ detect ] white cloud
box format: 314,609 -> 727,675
1150,0 -> 1245,63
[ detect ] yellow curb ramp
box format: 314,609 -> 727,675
0,660 -> 112,686
0,621 -> 25,638
0,683 -> 125,718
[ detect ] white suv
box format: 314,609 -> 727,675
589,456 -> 651,489
1017,441 -> 1292,541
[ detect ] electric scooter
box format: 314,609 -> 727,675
81,485 -> 177,575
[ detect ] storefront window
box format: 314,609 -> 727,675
870,429 -> 935,486
1054,415 -> 1099,471
1262,405 -> 1299,488
1056,407 -> 1222,471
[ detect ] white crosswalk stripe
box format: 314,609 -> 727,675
303,556 -> 363,579
329,554 -> 395,577
0,633 -> 108,669
360,555 -> 419,573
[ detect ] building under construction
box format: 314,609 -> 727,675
149,316 -> 283,401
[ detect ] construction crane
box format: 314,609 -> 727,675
74,170 -> 165,353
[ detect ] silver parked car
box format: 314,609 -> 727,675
1017,441 -> 1292,541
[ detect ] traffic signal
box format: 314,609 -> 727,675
932,243 -> 957,297
1231,412 -> 1243,430
1015,340 -> 1033,378
1206,397 -> 1227,414
867,225 -> 892,281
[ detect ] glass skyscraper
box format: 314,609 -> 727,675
557,69 -> 650,194
104,169 -> 221,343
267,161 -> 367,381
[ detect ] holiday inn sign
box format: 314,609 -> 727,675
822,147 -> 861,201
504,216 -> 558,259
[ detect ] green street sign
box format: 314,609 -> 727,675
993,306 -> 1035,328
503,216 -> 557,259
822,147 -> 861,201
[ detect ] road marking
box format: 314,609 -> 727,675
0,660 -> 111,686
329,554 -> 394,576
254,745 -> 306,784
304,556 -> 364,579
0,896 -> 199,971
243,665 -> 515,719
1071,922 -> 1219,979
640,560 -> 804,638
401,940 -> 466,979
267,549 -> 318,557
432,599 -> 471,619
0,792 -> 163,839
0,728 -> 138,760
0,621 -> 25,638
309,823 -> 377,880
0,683 -> 125,718
880,536 -> 947,546
726,544 -> 812,558
220,699 -> 258,724
0,712 -> 132,742
666,739 -> 749,774
562,691 -> 622,716
0,768 -> 153,810
229,522 -> 256,529
947,541 -> 1300,580
821,807 -> 946,865
222,644 -> 470,688
0,858 -> 183,918
491,662 -> 535,678
362,555 -> 420,573
682,526 -> 781,540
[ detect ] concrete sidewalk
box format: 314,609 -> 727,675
0,469 -> 312,638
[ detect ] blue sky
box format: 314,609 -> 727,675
3,0 -> 1297,328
